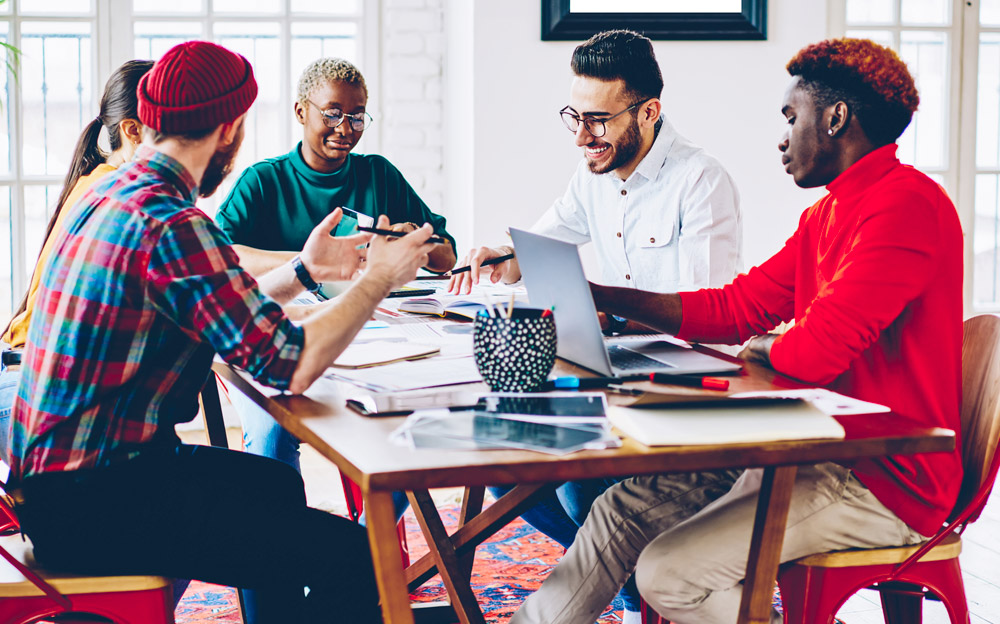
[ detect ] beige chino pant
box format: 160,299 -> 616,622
511,463 -> 924,624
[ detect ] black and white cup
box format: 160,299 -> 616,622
473,307 -> 557,392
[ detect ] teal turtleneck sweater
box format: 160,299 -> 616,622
216,142 -> 455,252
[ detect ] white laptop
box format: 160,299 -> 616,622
510,228 -> 742,378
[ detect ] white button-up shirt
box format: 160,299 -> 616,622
531,116 -> 742,292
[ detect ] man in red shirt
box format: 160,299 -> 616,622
510,38 -> 963,624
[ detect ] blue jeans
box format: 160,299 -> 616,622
0,365 -> 19,464
235,390 -> 301,471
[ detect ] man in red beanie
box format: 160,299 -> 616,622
9,40 -> 437,623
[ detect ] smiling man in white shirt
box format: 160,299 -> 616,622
448,29 -> 743,623
449,29 -> 743,321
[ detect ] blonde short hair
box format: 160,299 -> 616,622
297,58 -> 368,106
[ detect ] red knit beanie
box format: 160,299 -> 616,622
137,40 -> 258,134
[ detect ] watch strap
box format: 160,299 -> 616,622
602,314 -> 628,336
291,255 -> 321,293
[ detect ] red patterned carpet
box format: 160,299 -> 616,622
174,504 -> 788,624
174,504 -> 623,624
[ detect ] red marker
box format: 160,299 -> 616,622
649,372 -> 730,391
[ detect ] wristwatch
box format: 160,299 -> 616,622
602,314 -> 628,336
291,255 -> 322,295
1,349 -> 21,367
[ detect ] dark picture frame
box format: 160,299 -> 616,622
541,0 -> 767,41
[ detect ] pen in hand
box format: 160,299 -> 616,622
357,226 -> 445,245
448,253 -> 516,275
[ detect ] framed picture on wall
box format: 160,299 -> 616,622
541,0 -> 767,41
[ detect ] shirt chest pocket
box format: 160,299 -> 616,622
631,201 -> 679,250
636,221 -> 676,249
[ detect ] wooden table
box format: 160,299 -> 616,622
214,354 -> 955,624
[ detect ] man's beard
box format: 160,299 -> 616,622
199,122 -> 244,198
589,116 -> 641,175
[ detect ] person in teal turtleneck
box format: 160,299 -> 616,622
215,63 -> 456,622
217,57 -> 457,278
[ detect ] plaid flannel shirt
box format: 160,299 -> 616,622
10,147 -> 304,481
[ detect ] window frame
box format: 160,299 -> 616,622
829,0 -> 999,313
0,0 -> 379,321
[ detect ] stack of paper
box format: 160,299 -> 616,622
608,396 -> 845,447
326,355 -> 483,392
390,410 -> 621,455
331,342 -> 440,369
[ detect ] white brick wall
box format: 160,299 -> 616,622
379,0 -> 448,228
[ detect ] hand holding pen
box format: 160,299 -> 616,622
448,246 -> 517,295
357,226 -> 446,245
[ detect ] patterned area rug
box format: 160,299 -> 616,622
174,504 -> 789,624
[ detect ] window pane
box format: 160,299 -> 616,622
290,22 -> 359,148
20,22 -> 94,177
213,23 -> 283,170
214,0 -> 280,13
290,0 -> 360,15
897,31 -> 948,169
134,22 -> 204,59
901,0 -> 951,25
0,22 -> 10,175
978,34 -> 1000,167
846,0 -> 893,24
983,0 -> 1000,27
291,22 -> 358,77
974,174 -> 1000,305
133,0 -> 204,14
23,185 -> 60,280
0,187 -> 9,322
20,0 -> 93,14
846,29 -> 893,47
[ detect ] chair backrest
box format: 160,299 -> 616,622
955,314 -> 1000,523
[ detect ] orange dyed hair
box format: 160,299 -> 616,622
787,38 -> 919,145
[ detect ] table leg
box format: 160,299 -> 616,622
365,489 -> 415,624
738,465 -> 797,624
458,486 -> 485,581
408,490 -> 488,624
405,482 -> 552,589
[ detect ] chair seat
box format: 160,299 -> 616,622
791,532 -> 962,568
0,533 -> 172,597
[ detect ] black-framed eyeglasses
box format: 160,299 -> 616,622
559,102 -> 641,138
307,100 -> 374,132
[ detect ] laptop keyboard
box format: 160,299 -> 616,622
607,345 -> 673,371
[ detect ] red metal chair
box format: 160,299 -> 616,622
0,486 -> 174,624
778,313 -> 1000,623
340,473 -> 410,567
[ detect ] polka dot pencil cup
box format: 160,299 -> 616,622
473,307 -> 556,392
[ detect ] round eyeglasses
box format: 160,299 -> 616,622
307,100 -> 374,132
559,102 -> 641,138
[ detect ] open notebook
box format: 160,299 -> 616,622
398,296 -> 486,320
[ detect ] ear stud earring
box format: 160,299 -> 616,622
828,128 -> 835,136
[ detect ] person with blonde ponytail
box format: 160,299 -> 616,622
0,59 -> 153,460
